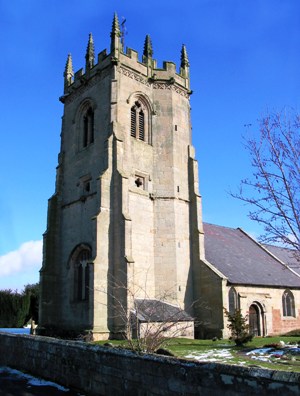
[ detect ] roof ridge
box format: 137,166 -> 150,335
239,228 -> 300,280
204,222 -> 238,231
262,246 -> 300,279
263,243 -> 296,252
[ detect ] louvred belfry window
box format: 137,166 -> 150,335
83,107 -> 94,147
130,101 -> 147,142
131,107 -> 136,137
139,111 -> 145,140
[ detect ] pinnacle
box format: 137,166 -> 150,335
64,53 -> 74,91
111,12 -> 121,37
64,53 -> 74,77
87,32 -> 94,49
143,35 -> 153,58
85,32 -> 95,69
181,44 -> 189,68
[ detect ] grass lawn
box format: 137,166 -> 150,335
94,336 -> 300,372
165,336 -> 300,372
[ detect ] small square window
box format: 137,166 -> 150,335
79,175 -> 92,196
84,181 -> 91,192
135,177 -> 144,188
133,172 -> 149,191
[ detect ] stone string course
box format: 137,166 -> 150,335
0,333 -> 299,396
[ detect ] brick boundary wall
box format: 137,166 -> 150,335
0,332 -> 299,395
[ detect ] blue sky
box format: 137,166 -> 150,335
1,0 -> 300,291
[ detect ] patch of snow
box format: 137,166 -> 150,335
185,348 -> 235,362
249,355 -> 272,362
28,378 -> 69,390
245,347 -> 297,363
246,348 -> 274,355
0,366 -> 69,391
237,361 -> 248,366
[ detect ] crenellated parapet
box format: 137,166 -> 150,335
61,13 -> 191,103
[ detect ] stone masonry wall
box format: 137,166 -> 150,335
272,308 -> 300,335
0,333 -> 299,395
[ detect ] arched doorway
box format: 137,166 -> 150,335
249,305 -> 260,336
249,302 -> 266,336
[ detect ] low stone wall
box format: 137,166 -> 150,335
0,332 -> 299,395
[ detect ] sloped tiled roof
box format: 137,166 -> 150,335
203,223 -> 300,288
133,299 -> 193,322
262,244 -> 300,277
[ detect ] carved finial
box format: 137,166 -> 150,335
111,12 -> 121,37
180,44 -> 190,83
110,13 -> 121,57
64,53 -> 74,91
181,44 -> 189,69
143,35 -> 153,59
85,33 -> 95,71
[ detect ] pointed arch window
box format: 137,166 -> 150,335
130,100 -> 150,143
228,287 -> 239,314
83,107 -> 94,147
282,289 -> 295,317
74,248 -> 91,301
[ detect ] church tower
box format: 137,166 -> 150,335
39,14 -> 204,339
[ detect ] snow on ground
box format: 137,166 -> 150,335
246,346 -> 300,362
0,366 -> 69,391
185,344 -> 300,365
246,347 -> 281,362
185,348 -> 236,362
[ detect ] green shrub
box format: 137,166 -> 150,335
224,308 -> 253,346
0,283 -> 39,328
24,283 -> 39,323
0,289 -> 30,327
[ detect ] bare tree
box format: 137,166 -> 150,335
95,272 -> 204,353
232,109 -> 300,251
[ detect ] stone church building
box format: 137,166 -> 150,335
39,14 -> 300,339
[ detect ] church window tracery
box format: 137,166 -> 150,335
228,287 -> 239,314
71,247 -> 91,302
282,289 -> 295,317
